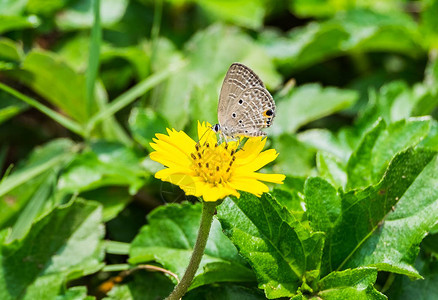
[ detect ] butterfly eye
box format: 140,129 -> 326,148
213,124 -> 220,132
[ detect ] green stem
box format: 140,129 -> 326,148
85,58 -> 185,135
0,82 -> 84,136
166,201 -> 218,300
85,0 -> 101,120
381,273 -> 395,293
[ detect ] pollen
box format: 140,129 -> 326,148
191,142 -> 237,185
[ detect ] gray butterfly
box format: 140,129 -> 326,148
213,63 -> 276,138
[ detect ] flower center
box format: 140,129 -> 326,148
191,142 -> 237,185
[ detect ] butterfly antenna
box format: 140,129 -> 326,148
196,125 -> 215,146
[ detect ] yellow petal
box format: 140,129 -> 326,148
234,137 -> 266,165
202,184 -> 239,202
157,173 -> 198,196
191,180 -> 210,197
150,152 -> 191,169
149,128 -> 198,168
197,121 -> 217,146
234,149 -> 279,171
152,129 -> 196,157
235,172 -> 286,184
228,177 -> 270,197
155,167 -> 194,180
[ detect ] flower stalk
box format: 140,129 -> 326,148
166,201 -> 219,300
151,121 -> 285,298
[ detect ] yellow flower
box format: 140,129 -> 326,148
150,122 -> 285,202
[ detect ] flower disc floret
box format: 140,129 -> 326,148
192,141 -> 237,185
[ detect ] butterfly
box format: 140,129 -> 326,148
213,63 -> 276,138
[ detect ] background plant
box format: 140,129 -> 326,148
0,0 -> 437,299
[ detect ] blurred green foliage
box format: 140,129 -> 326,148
0,0 -> 437,299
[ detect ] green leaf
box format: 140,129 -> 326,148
87,58 -> 184,133
386,254 -> 438,299
0,89 -> 28,125
192,0 -> 265,29
356,81 -> 436,133
0,15 -> 40,34
7,50 -> 95,124
56,34 -> 145,76
149,39 -> 189,130
92,81 -> 133,145
345,152 -> 438,276
0,0 -> 27,15
185,284 -> 266,300
273,134 -> 315,177
298,128 -> 352,163
26,0 -> 70,15
54,34 -> 91,72
306,148 -> 436,277
217,193 -> 324,298
263,9 -> 421,71
56,286 -> 95,300
347,119 -> 387,189
128,107 -> 169,151
55,0 -> 129,30
270,83 -> 358,135
0,200 -> 104,300
8,171 -> 54,242
79,187 -> 132,222
103,271 -> 173,300
316,267 -> 386,299
129,202 -> 255,290
305,177 -> 341,235
100,43 -> 150,80
0,38 -> 23,70
289,0 -> 345,18
424,51 -> 438,88
420,0 -> 438,49
58,141 -> 147,195
410,84 -> 438,117
0,139 -> 76,229
347,118 -> 431,189
165,0 -> 265,29
290,0 -> 406,18
371,118 -> 431,178
271,188 -> 305,217
420,120 -> 438,151
316,152 -> 347,189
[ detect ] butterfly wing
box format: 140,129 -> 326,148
218,63 -> 275,137
218,63 -> 264,126
227,87 -> 275,136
